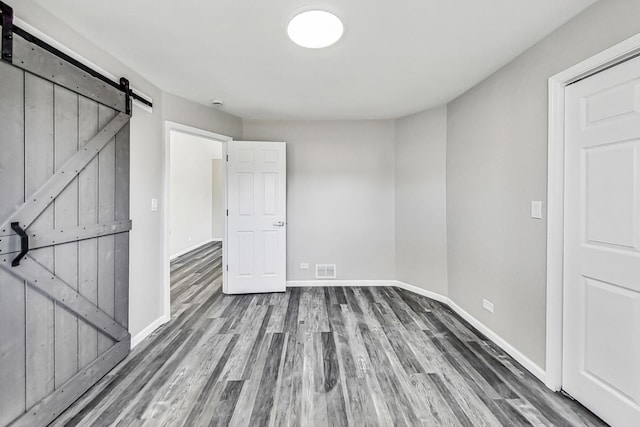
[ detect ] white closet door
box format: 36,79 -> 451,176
563,55 -> 640,426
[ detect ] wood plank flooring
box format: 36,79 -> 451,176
51,241 -> 606,426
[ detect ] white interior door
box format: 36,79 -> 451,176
226,141 -> 286,294
564,55 -> 640,426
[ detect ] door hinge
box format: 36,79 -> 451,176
226,265 -> 229,272
226,154 -> 229,162
1,1 -> 14,64
226,209 -> 228,216
559,390 -> 576,401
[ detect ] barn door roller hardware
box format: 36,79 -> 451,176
0,0 -> 12,62
120,77 -> 132,115
0,0 -> 152,111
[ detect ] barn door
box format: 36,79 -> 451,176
0,7 -> 132,426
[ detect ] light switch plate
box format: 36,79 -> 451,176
151,198 -> 159,212
300,263 -> 309,270
531,201 -> 542,219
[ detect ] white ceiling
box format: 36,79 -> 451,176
30,0 -> 596,120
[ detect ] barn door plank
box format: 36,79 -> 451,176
98,105 -> 117,354
0,255 -> 128,341
0,60 -> 27,427
77,97 -> 100,369
53,85 -> 80,387
0,111 -> 130,232
0,220 -> 132,255
24,72 -> 56,409
10,336 -> 131,427
114,122 -> 131,328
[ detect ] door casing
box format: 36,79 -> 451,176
161,121 -> 232,334
546,32 -> 640,391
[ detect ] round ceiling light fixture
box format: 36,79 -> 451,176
287,10 -> 343,49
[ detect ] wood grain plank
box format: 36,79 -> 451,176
249,333 -> 286,426
114,121 -> 130,329
53,85 -> 80,388
322,332 -> 348,427
24,73 -> 56,409
138,321 -> 229,425
77,96 -> 100,370
0,60 -> 27,427
208,380 -> 244,427
97,105 -> 116,355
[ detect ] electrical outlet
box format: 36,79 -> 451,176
151,198 -> 159,212
300,263 -> 309,270
483,299 -> 494,313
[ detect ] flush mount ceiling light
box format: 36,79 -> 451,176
287,10 -> 344,49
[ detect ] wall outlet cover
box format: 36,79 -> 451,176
483,299 -> 494,313
300,263 -> 309,270
531,201 -> 543,219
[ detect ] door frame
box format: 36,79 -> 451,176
545,32 -> 640,391
162,121 -> 232,322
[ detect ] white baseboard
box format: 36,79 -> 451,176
286,278 -> 546,384
170,238 -> 221,260
446,299 -> 546,383
130,314 -> 170,349
286,280 -> 394,287
393,280 -> 449,304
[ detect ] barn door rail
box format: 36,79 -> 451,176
0,0 -> 152,111
0,220 -> 132,256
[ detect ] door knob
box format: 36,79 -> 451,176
273,221 -> 285,227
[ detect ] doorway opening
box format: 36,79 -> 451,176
163,121 -> 231,319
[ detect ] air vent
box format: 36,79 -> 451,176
316,264 -> 336,279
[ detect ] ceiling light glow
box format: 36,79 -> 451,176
287,10 -> 343,49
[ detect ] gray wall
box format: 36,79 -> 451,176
169,133 -> 222,256
395,107 -> 448,295
211,159 -> 225,239
161,92 -> 242,140
446,0 -> 640,368
243,120 -> 396,281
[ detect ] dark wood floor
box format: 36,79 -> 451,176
51,241 -> 606,426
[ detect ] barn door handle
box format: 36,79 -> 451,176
11,222 -> 28,267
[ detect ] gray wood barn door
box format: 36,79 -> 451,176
0,33 -> 132,427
